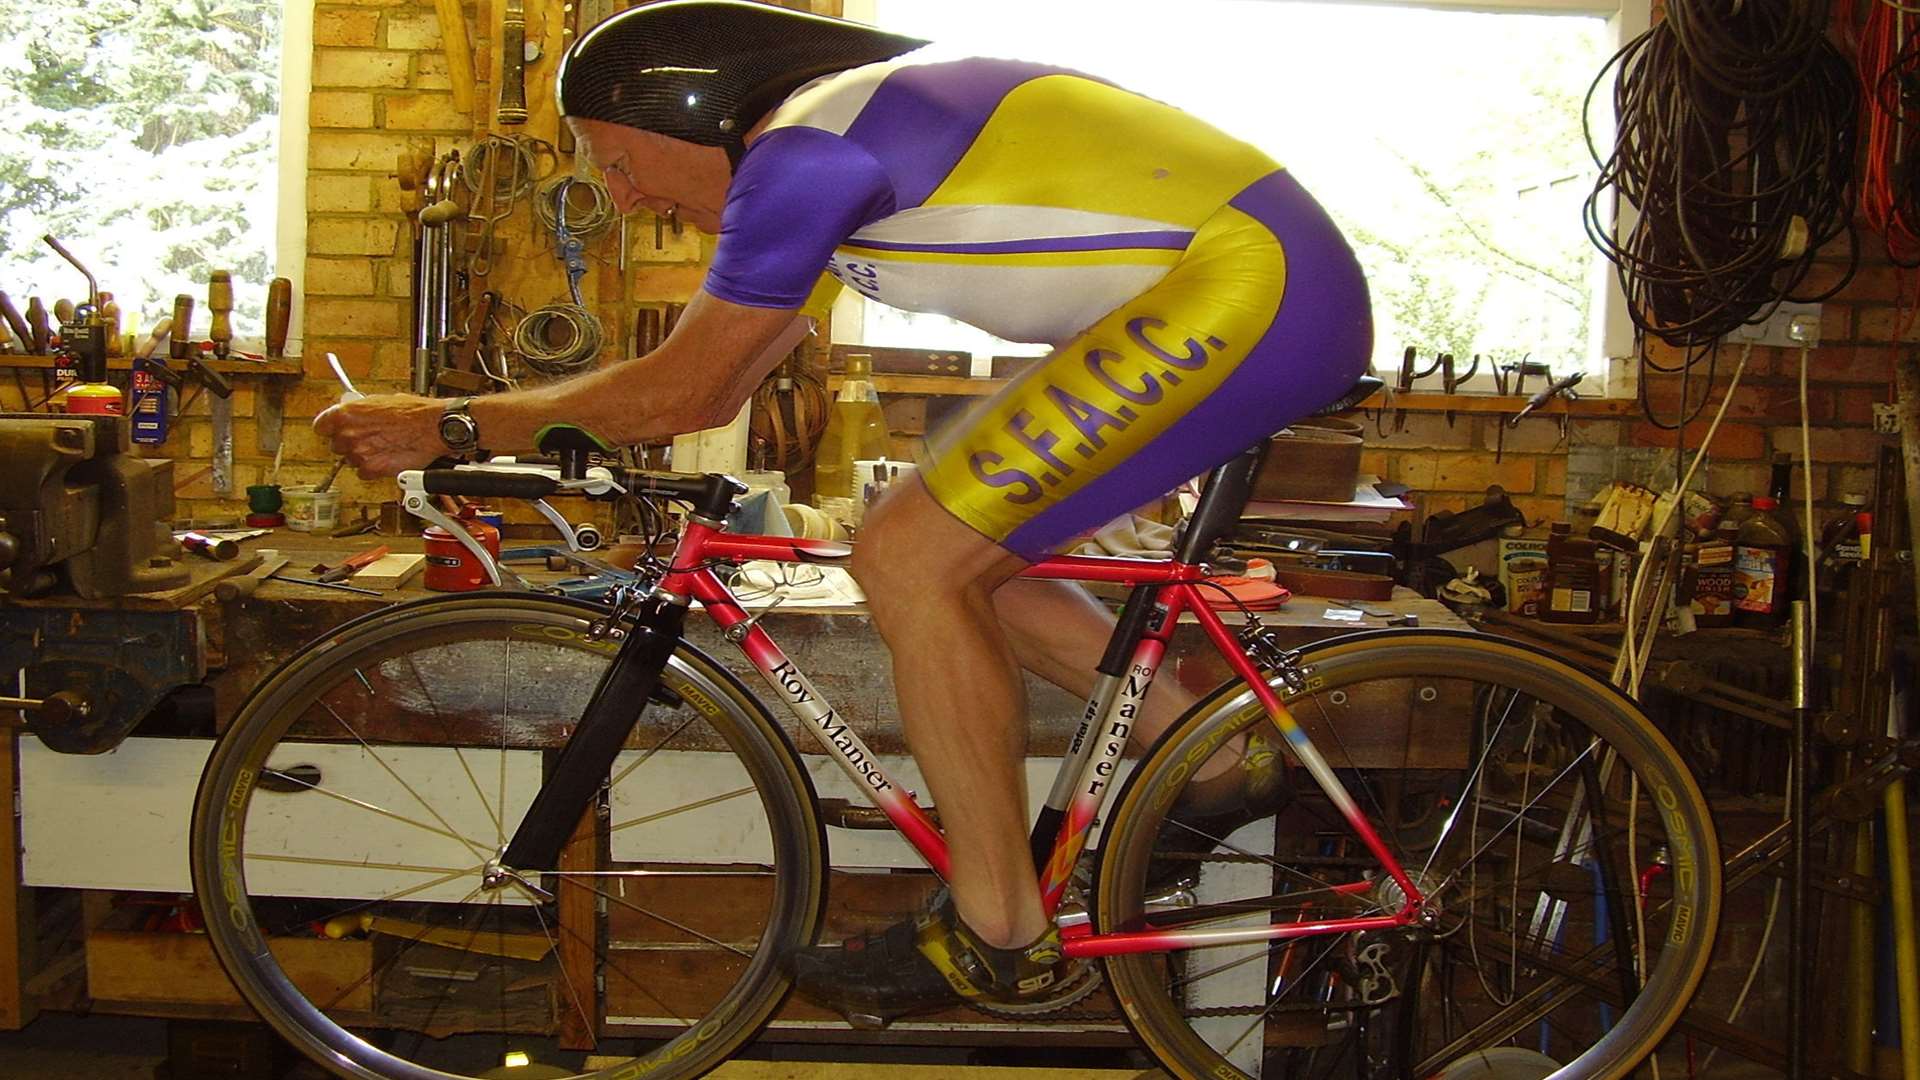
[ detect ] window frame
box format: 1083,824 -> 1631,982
275,0 -> 315,358
838,0 -> 1648,396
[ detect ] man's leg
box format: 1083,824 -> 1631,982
850,477 -> 1048,949
991,577 -> 1239,782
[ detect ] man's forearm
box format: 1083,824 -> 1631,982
467,349 -> 720,453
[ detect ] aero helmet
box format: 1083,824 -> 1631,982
557,0 -> 928,165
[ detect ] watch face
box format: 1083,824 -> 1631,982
439,413 -> 475,448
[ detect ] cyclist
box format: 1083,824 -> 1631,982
315,0 -> 1371,1023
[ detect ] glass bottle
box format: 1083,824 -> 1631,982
815,354 -> 890,503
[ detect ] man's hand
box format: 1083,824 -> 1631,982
313,394 -> 446,479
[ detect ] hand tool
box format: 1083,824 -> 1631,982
0,292 -> 32,351
430,0 -> 476,115
208,270 -> 237,496
169,294 -> 195,364
266,277 -> 292,359
315,544 -> 391,583
273,572 -> 384,597
214,555 -> 290,601
25,297 -> 50,355
99,294 -> 121,356
1508,370 -> 1584,428
498,0 -> 530,125
179,531 -> 240,560
41,236 -> 119,414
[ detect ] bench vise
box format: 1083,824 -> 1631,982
0,413 -> 187,599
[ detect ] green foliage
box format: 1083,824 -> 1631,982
0,0 -> 280,330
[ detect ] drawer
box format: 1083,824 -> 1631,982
87,926 -> 372,1015
22,736 -> 541,902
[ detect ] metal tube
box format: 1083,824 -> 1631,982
1788,598 -> 1809,1080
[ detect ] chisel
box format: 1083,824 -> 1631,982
26,297 -> 50,355
0,292 -> 31,352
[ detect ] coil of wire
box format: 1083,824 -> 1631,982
535,175 -> 618,241
513,305 -> 604,378
1583,0 -> 1858,347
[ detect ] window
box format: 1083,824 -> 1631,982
837,0 -> 1644,393
0,0 -> 310,349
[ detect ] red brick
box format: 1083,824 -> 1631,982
314,8 -> 380,46
1810,345 -> 1894,383
1723,383 -> 1834,424
304,341 -> 376,382
1631,420 -> 1767,460
1768,425 -> 1882,465
1835,387 -> 1885,425
1851,306 -> 1920,345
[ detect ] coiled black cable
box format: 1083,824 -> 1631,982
1584,0 -> 1860,351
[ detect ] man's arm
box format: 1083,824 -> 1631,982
472,291 -> 805,450
316,291 -> 806,475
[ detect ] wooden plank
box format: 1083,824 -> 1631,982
556,806 -> 599,1051
824,374 -> 1638,418
0,732 -> 35,1029
86,929 -> 372,1013
351,553 -> 427,590
0,355 -> 301,376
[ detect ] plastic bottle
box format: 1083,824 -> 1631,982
815,353 -> 889,503
1733,495 -> 1793,629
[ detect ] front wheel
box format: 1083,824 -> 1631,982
1096,629 -> 1719,1080
190,593 -> 827,1080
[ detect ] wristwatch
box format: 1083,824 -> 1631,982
437,397 -> 481,453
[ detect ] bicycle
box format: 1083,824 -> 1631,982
189,415 -> 1721,1080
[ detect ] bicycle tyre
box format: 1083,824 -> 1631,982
1096,628 -> 1720,1080
190,592 -> 827,1080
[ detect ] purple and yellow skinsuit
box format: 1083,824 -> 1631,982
705,56 -> 1374,557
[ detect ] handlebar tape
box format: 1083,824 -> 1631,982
420,469 -> 560,498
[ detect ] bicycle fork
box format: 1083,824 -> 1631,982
493,589 -> 688,883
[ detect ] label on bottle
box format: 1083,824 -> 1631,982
1732,546 -> 1781,613
1550,587 -> 1592,614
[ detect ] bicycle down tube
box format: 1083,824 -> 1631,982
615,516 -> 1430,961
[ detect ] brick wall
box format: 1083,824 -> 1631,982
0,0 -> 1888,539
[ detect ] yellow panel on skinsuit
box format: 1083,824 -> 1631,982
924,75 -> 1279,225
922,203 -> 1288,545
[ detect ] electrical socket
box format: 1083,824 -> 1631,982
1727,301 -> 1823,348
1873,402 -> 1902,436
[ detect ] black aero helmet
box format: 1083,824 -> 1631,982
557,0 -> 928,165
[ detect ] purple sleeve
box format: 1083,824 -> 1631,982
704,126 -> 896,309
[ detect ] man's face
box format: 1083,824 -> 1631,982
570,117 -> 718,227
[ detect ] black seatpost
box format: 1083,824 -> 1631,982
1174,444 -> 1267,566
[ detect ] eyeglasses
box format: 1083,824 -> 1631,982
597,149 -> 639,190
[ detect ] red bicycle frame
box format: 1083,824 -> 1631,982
660,517 -> 1425,960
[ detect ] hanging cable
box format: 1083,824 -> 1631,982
1584,0 -> 1860,348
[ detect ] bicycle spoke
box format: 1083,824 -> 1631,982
609,711 -> 702,790
316,700 -> 494,862
245,852 -> 473,877
1220,936 -> 1348,1056
260,765 -> 493,856
527,893 -> 599,1042
1419,686 -> 1524,881
567,873 -> 756,960
608,786 -> 757,835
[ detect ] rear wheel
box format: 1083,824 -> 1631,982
191,593 -> 826,1080
1096,630 -> 1719,1080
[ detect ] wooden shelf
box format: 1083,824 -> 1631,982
827,373 -> 1008,397
0,356 -> 303,377
824,374 -> 1637,418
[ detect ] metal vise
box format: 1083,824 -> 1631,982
0,413 -> 187,598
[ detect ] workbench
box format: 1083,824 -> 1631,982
4,530 -> 1465,1044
